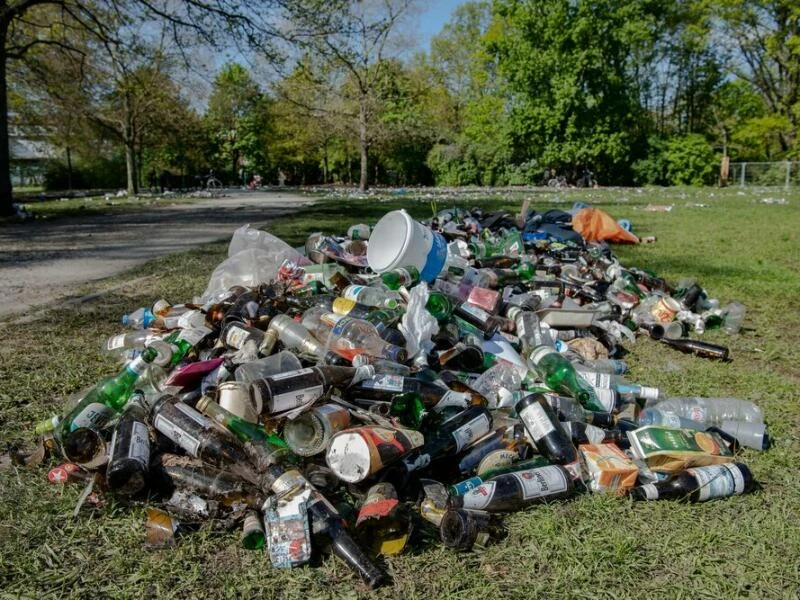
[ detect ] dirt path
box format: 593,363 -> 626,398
0,190 -> 314,319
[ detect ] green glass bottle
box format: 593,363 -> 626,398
58,346 -> 158,441
527,346 -> 616,413
426,291 -> 453,321
195,396 -> 288,449
380,266 -> 420,290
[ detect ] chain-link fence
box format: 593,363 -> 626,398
728,161 -> 800,188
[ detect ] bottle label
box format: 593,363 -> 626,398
224,325 -> 252,349
689,464 -> 745,501
660,412 -> 683,429
591,387 -> 617,413
162,315 -> 182,329
519,401 -> 555,441
271,368 -> 315,381
583,423 -> 606,445
342,285 -> 365,302
528,345 -> 557,366
71,402 -> 115,431
271,385 -> 324,413
511,466 -> 568,499
460,481 -> 497,510
127,356 -> 150,377
458,302 -> 491,324
128,421 -> 150,466
153,414 -> 201,456
177,327 -> 211,346
106,334 -> 127,351
432,390 -> 470,412
452,413 -> 491,452
578,371 -> 611,389
689,406 -> 707,423
176,402 -> 211,429
640,483 -> 659,500
361,374 -> 405,392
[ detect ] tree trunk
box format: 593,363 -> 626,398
0,24 -> 15,217
322,139 -> 329,184
66,146 -> 73,191
359,99 -> 369,192
124,139 -> 137,195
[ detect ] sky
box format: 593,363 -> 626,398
416,0 -> 467,50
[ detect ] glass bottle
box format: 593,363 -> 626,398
341,285 -> 401,309
251,365 -> 374,415
380,266 -> 420,290
527,346 -> 616,413
282,403 -> 351,456
267,314 -> 350,366
106,393 -> 151,496
515,394 -> 580,479
150,394 -> 259,485
448,464 -> 575,512
58,346 -> 158,441
628,463 -> 754,502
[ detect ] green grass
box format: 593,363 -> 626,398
2,186 -> 800,598
14,192 -> 214,221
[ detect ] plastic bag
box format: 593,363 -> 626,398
199,227 -> 310,303
398,282 -> 439,364
571,208 -> 640,244
228,224 -> 308,261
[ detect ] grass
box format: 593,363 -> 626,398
1,186 -> 800,598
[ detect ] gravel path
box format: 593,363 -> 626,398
0,190 -> 314,319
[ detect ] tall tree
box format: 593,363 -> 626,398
719,0 -> 800,155
0,0 -> 284,216
205,62 -> 268,183
283,0 -> 417,191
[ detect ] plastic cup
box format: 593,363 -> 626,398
367,210 -> 447,282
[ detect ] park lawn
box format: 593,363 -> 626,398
1,186 -> 799,599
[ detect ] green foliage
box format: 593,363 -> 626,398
43,155 -> 127,191
663,134 -> 717,185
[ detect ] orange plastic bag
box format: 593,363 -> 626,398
571,208 -> 640,244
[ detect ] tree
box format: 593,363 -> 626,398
488,0 -> 658,184
205,62 -> 268,183
282,0 -> 417,191
0,0 -> 286,216
719,0 -> 800,155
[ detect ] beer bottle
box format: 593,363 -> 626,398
347,374 -> 475,413
195,396 -> 288,449
380,266 -> 420,290
515,394 -> 580,479
269,469 -> 385,587
355,482 -> 412,555
401,406 -> 494,474
426,291 -> 453,321
150,394 -> 259,484
448,465 -> 574,512
628,463 -> 754,502
241,510 -> 266,550
659,337 -> 730,360
448,456 -> 552,497
58,346 -> 159,442
150,453 -> 264,509
251,365 -> 374,415
527,346 -> 616,413
326,425 -> 425,483
440,508 -> 507,551
106,392 -> 151,496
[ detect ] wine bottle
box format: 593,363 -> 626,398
515,394 -> 581,479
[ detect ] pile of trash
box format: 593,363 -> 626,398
30,204 -> 766,588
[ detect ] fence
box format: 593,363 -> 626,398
727,161 -> 800,188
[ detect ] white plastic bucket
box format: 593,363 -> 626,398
367,210 -> 447,282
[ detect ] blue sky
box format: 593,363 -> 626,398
416,0 -> 467,49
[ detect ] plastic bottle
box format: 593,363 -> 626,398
638,407 -> 768,450
650,397 -> 763,424
121,307 -> 155,328
722,302 -> 746,335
